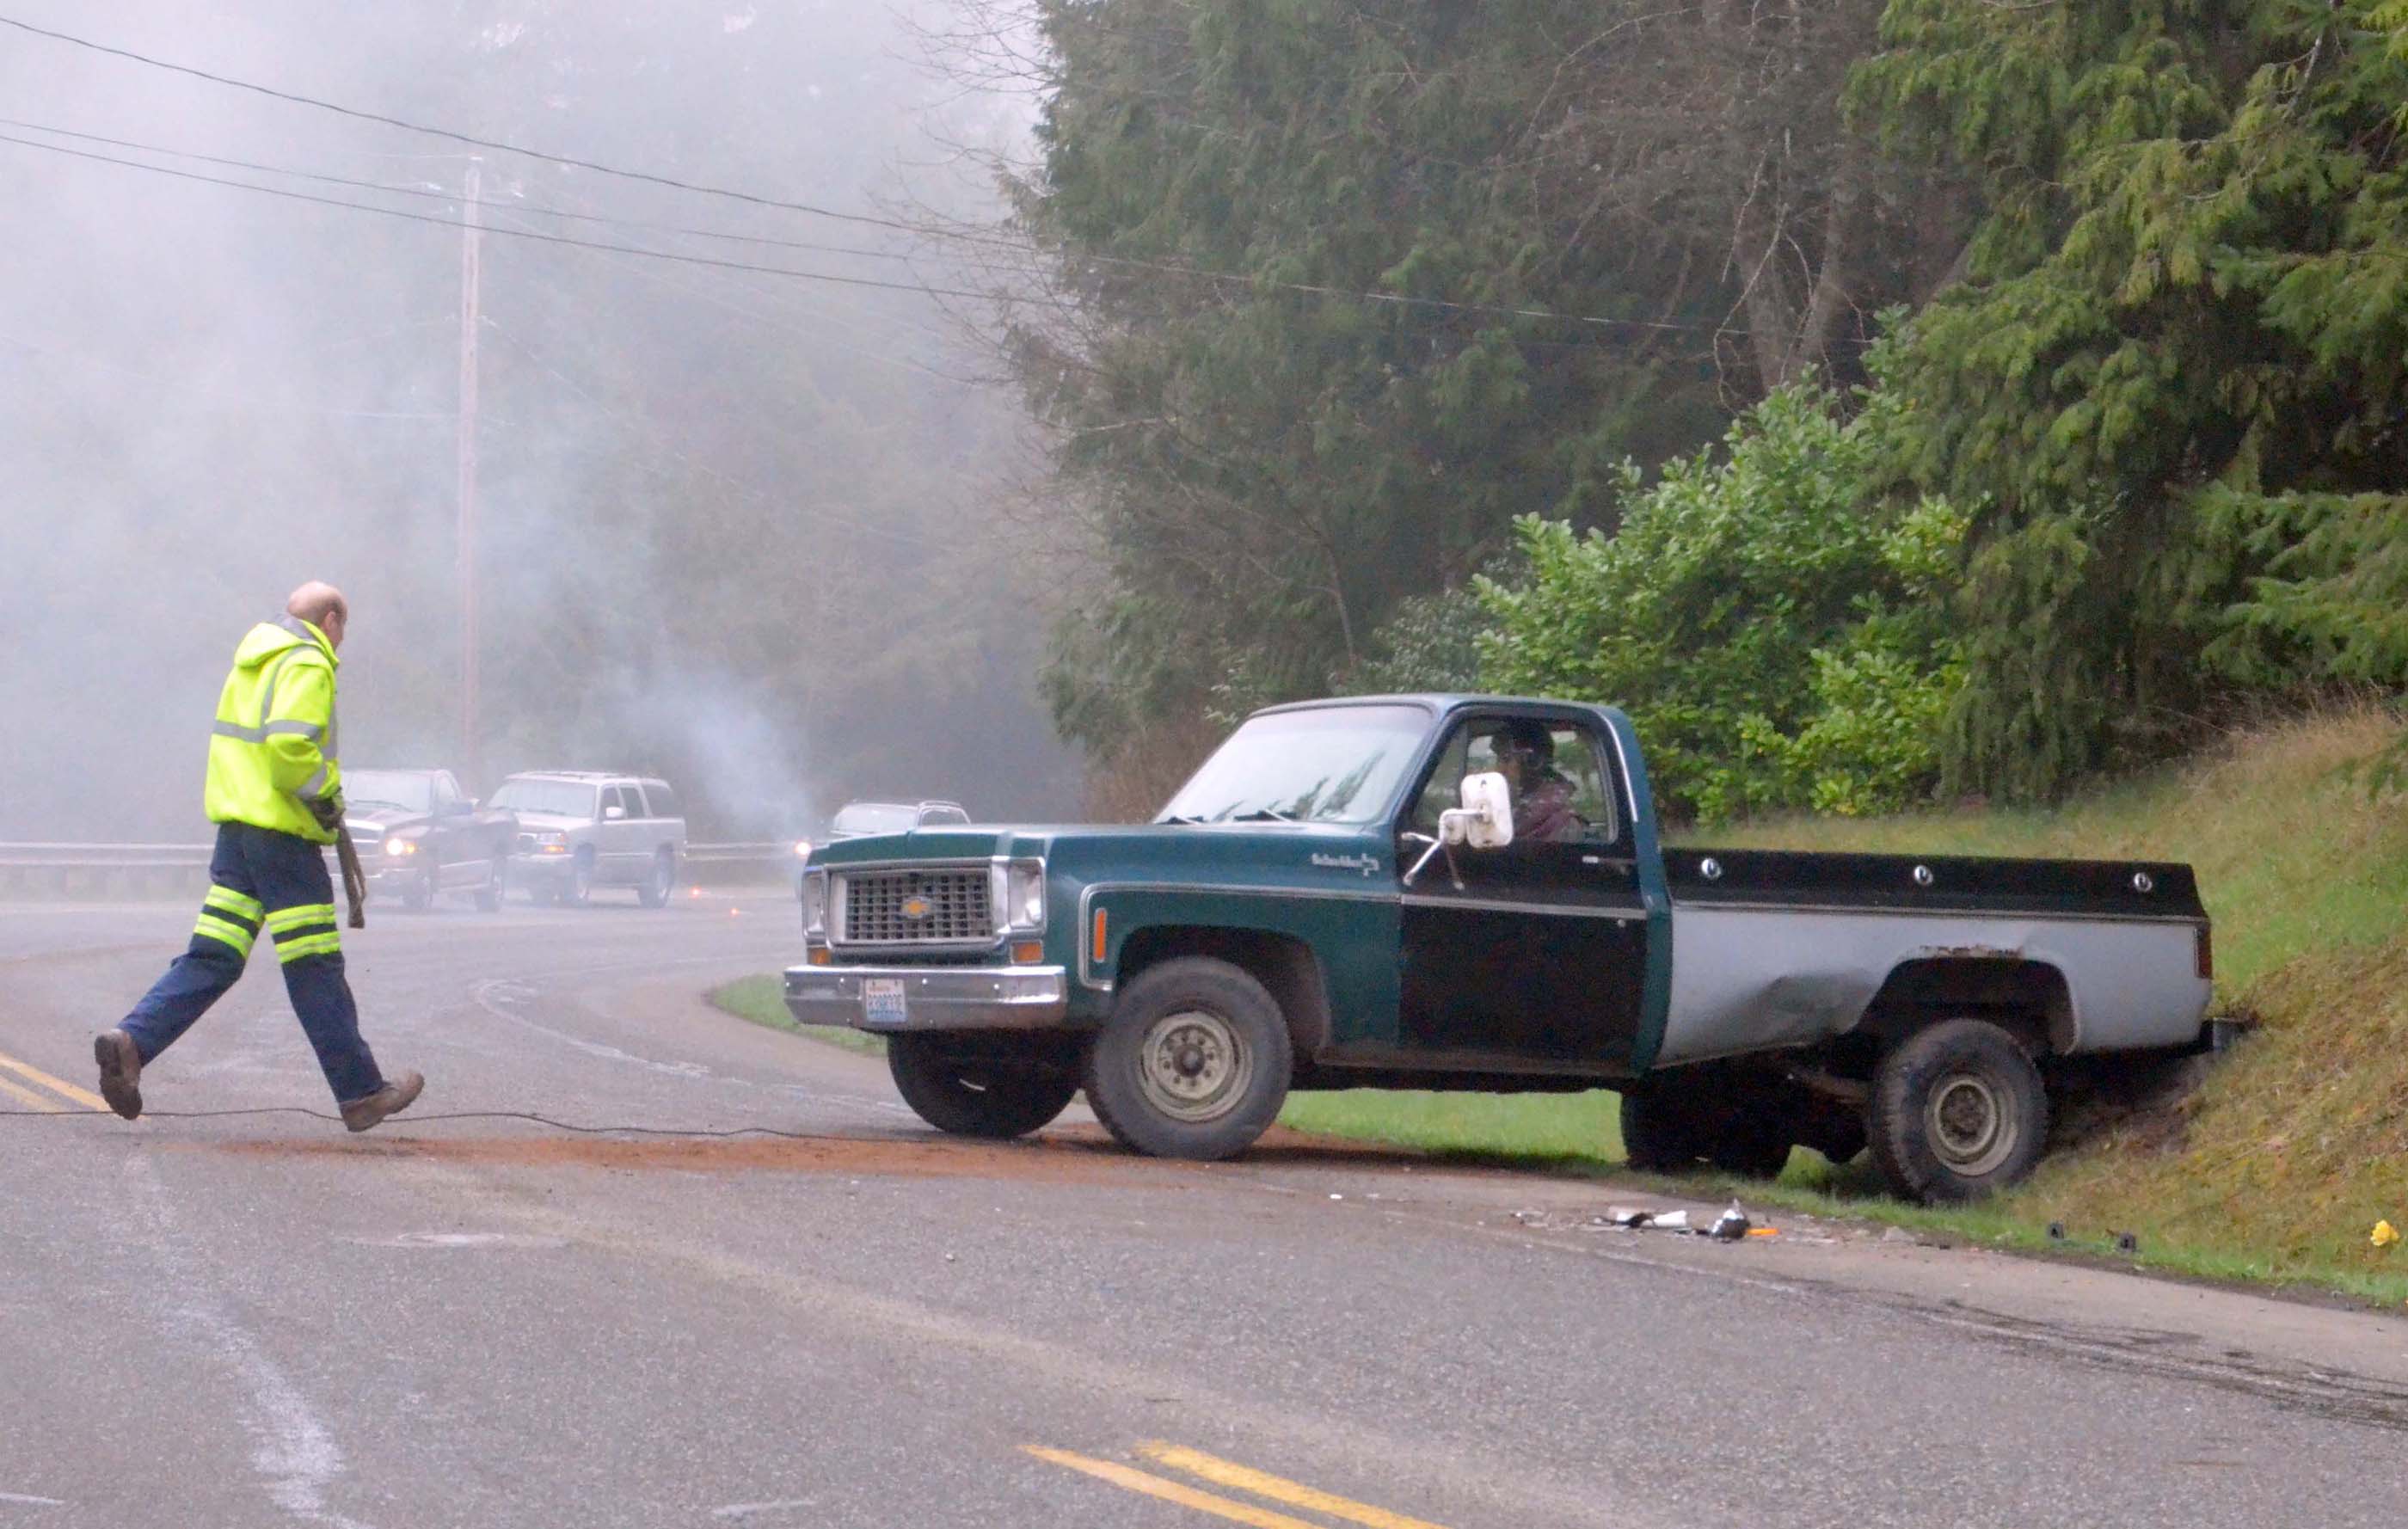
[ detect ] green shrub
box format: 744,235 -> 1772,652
1477,380 -> 1964,822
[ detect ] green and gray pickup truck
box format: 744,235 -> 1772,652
785,695 -> 2220,1202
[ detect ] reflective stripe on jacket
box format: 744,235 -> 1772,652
203,616 -> 342,844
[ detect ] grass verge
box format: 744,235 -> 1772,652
708,973 -> 888,1059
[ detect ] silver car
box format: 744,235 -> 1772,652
493,772 -> 689,908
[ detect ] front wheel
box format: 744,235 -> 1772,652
637,849 -> 676,909
1870,1019 -> 2049,1203
1084,956 -> 1292,1161
400,865 -> 433,912
886,1034 -> 1078,1139
475,858 -> 506,913
562,850 -> 595,908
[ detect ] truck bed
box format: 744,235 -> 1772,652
1653,846 -> 2212,1065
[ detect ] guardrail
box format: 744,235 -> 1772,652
0,841 -> 804,901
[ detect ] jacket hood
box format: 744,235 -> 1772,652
232,616 -> 337,671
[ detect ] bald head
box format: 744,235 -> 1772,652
286,581 -> 349,651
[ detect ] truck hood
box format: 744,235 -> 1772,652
343,806 -> 428,837
508,812 -> 587,833
807,821 -> 1398,887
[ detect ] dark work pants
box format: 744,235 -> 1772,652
121,821 -> 385,1103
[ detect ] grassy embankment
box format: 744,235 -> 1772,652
712,710 -> 2408,1299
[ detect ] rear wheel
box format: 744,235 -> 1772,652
1084,956 -> 1292,1161
638,849 -> 676,909
886,1034 -> 1078,1139
1869,1019 -> 2049,1203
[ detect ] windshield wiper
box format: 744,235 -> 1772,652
1231,807 -> 1297,823
1161,814 -> 1207,825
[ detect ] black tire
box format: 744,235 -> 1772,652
1710,1118 -> 1795,1179
638,849 -> 676,909
1084,956 -> 1292,1161
1870,1018 -> 2049,1203
475,857 -> 506,913
1617,1087 -> 1713,1172
400,865 -> 433,912
562,850 -> 595,908
886,1033 -> 1078,1139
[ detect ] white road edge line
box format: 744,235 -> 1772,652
128,1159 -> 373,1529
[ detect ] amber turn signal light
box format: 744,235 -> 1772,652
808,949 -> 832,967
1011,940 -> 1045,965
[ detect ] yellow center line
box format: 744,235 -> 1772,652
0,1071 -> 64,1113
1139,1443 -> 1453,1529
0,1048 -> 110,1113
1023,1448 -> 1328,1529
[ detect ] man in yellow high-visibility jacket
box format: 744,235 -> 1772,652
95,582 -> 423,1130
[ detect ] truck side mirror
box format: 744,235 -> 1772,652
603,805 -> 626,821
1445,771 -> 1514,850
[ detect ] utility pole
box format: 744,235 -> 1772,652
457,157 -> 483,789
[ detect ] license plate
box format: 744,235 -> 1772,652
862,978 -> 908,1028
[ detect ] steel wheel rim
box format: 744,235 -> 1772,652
1926,1072 -> 2016,1175
1135,1009 -> 1251,1123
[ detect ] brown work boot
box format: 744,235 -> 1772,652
93,1029 -> 143,1121
340,1070 -> 425,1133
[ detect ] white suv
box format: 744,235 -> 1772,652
494,772 -> 689,908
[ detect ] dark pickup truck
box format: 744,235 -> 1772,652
784,696 -> 2218,1202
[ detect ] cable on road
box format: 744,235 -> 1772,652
0,1106 -> 869,1141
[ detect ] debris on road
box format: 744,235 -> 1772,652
1709,1201 -> 1751,1241
2374,1219 -> 2399,1249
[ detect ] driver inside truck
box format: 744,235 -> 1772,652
1491,721 -> 1583,843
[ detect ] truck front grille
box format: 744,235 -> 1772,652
840,866 -> 992,944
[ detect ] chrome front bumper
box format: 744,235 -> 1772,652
782,963 -> 1070,1031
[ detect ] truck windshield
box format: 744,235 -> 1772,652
490,780 -> 599,819
1158,704 -> 1428,826
832,802 -> 919,836
345,771 -> 432,814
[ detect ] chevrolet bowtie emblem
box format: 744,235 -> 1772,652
900,894 -> 933,921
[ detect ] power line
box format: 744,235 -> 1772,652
0,12 -> 925,232
0,132 -> 998,303
0,116 -> 955,266
0,13 -> 1746,339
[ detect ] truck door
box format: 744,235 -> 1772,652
427,771 -> 463,887
1396,714 -> 1649,1069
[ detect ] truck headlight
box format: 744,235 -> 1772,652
1003,859 -> 1046,933
384,837 -> 415,857
802,869 -> 829,937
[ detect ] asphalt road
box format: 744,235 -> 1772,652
3,891 -> 2405,1529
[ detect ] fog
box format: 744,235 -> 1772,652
0,1 -> 1074,844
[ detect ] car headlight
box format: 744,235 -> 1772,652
384,837 -> 415,857
1003,859 -> 1046,933
528,831 -> 568,852
802,868 -> 829,937
793,838 -> 814,862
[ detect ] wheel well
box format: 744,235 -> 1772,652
1858,956 -> 2073,1055
1115,925 -> 1331,1058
